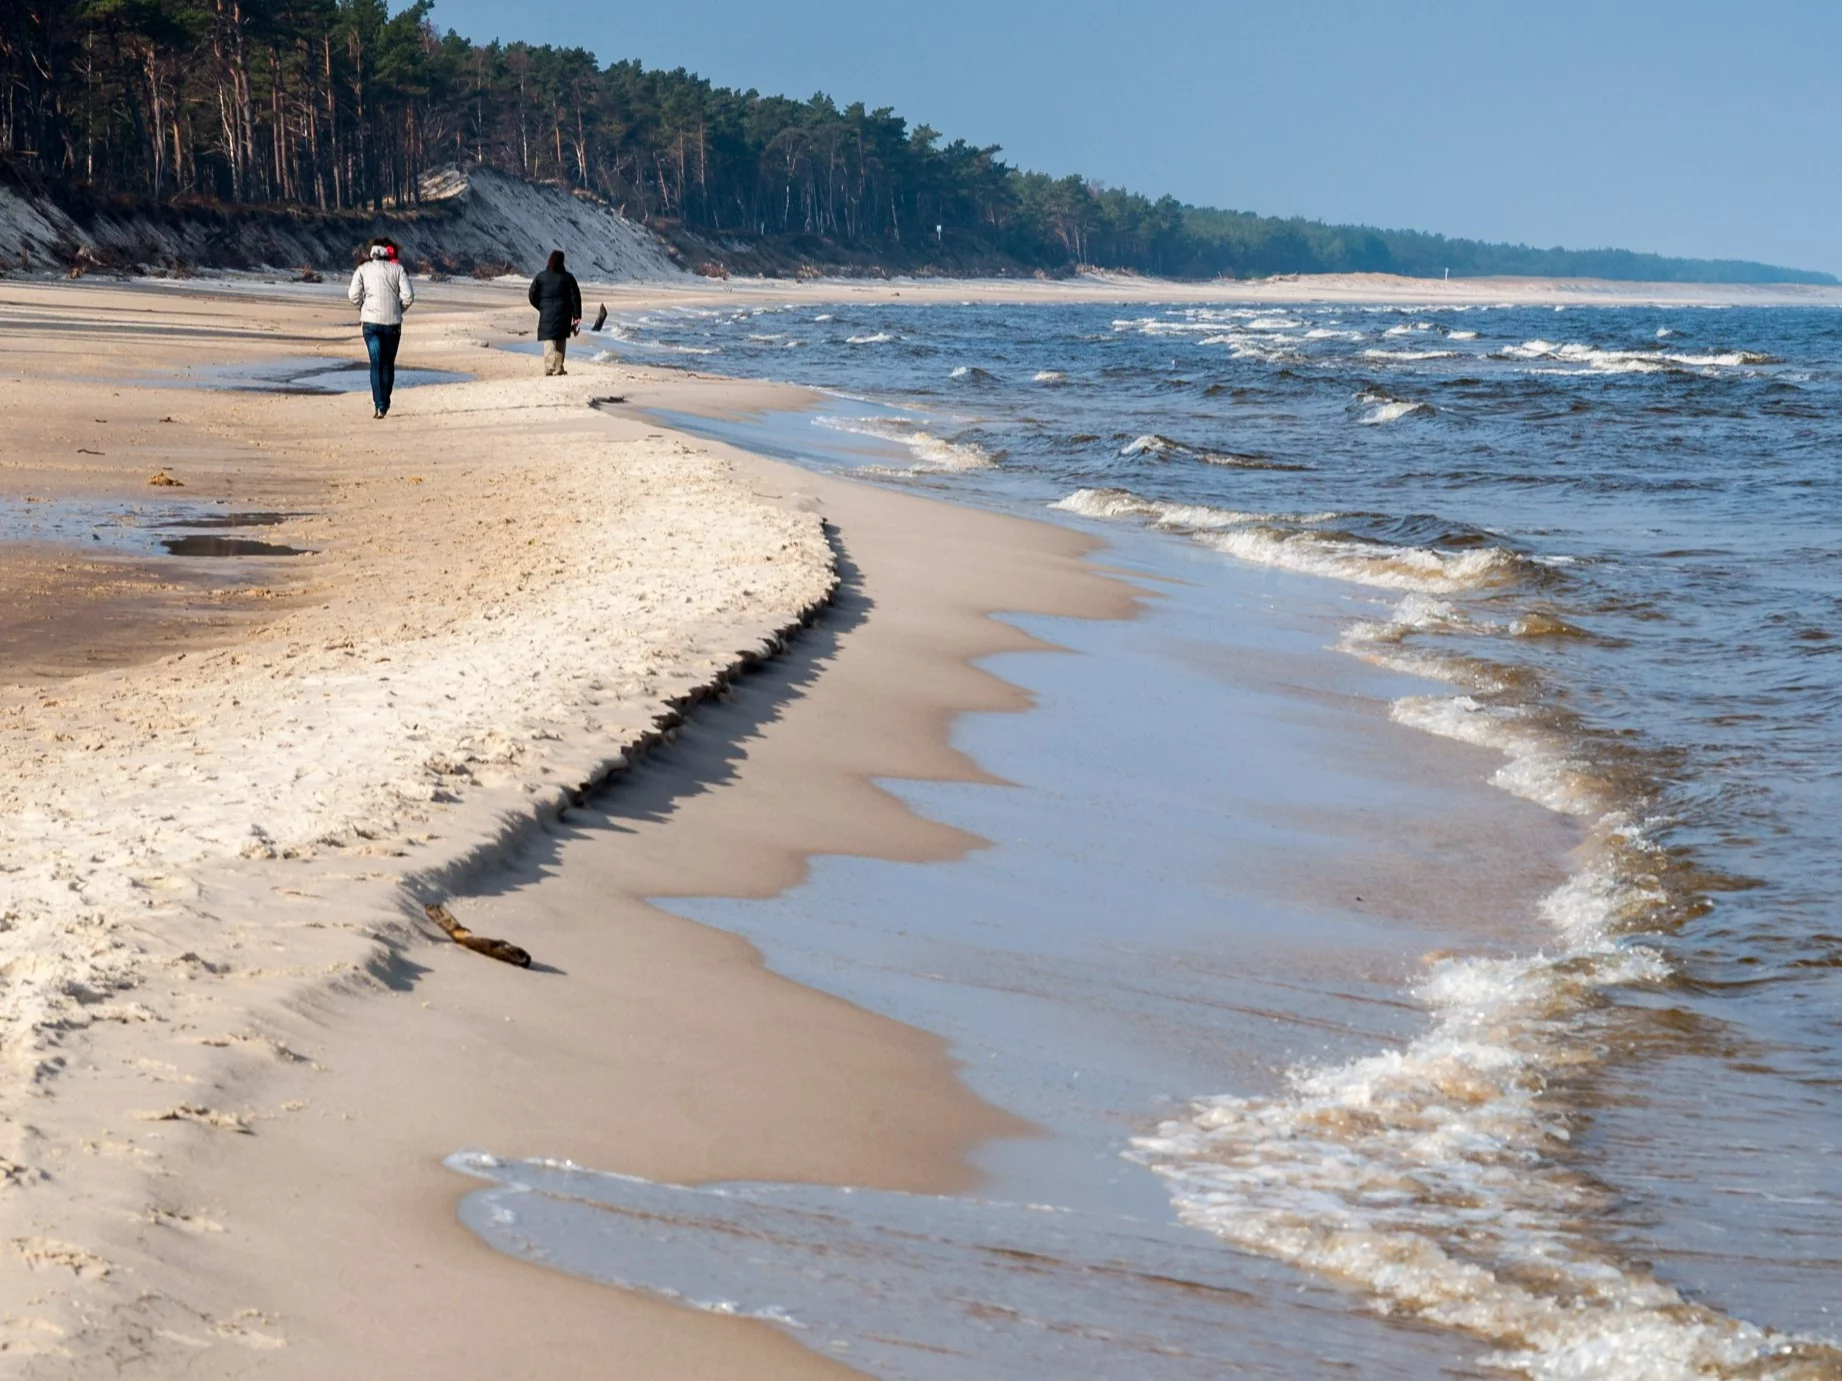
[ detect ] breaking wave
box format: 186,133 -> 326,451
1497,340 -> 1774,373
1117,435 -> 1312,470
1052,488 -> 1521,593
1130,582 -> 1842,1379
1356,391 -> 1435,425
814,414 -> 994,470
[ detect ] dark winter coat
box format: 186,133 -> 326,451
527,268 -> 583,342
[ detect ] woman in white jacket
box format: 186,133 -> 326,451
347,238 -> 414,418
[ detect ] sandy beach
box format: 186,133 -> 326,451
0,275 -> 1137,1372
4,269 -> 1835,1377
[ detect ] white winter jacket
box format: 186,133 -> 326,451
348,256 -> 414,326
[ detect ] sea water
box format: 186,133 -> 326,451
458,299 -> 1842,1378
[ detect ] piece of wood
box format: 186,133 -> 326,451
424,903 -> 533,968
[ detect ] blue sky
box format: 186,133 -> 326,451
427,1 -> 1840,276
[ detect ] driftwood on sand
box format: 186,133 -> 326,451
424,903 -> 533,968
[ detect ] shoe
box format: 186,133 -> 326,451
373,409 -> 384,419
557,368 -> 568,375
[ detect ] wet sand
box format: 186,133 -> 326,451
96,456 -> 1137,1376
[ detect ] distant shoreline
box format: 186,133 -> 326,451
579,268 -> 1842,310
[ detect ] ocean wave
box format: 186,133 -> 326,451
1199,528 -> 1514,592
1053,488 -> 1519,593
813,414 -> 993,470
1050,487 -> 1322,530
949,365 -> 998,382
1032,370 -> 1068,384
1361,348 -> 1459,362
1198,333 -> 1296,361
1115,436 -> 1308,470
846,331 -> 896,345
1497,340 -> 1773,373
1131,687 -> 1839,1378
1119,434 -> 1176,457
1355,391 -> 1435,425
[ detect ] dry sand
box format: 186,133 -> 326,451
0,278 -> 1131,1373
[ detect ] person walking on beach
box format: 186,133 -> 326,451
348,237 -> 414,418
528,249 -> 582,376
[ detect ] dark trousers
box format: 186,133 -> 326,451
363,322 -> 402,413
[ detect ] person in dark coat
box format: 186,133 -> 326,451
527,249 -> 582,376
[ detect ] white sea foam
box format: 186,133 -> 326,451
1499,340 -> 1770,374
846,331 -> 896,345
1450,330 -> 1479,340
1049,488 -> 1314,530
1131,558 -> 1840,1375
1361,348 -> 1458,362
813,414 -> 992,470
1054,489 -> 1515,593
1119,434 -> 1170,457
1199,528 -> 1510,592
1032,370 -> 1068,384
1199,333 -> 1295,361
1114,436 -> 1286,469
1131,691 -> 1832,1377
1357,394 -> 1434,424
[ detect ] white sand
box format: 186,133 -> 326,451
0,282 -> 843,1359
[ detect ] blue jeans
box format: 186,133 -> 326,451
363,322 -> 401,414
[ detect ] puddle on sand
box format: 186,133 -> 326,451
162,511 -> 296,529
151,357 -> 471,394
1,499 -> 315,558
159,535 -> 310,557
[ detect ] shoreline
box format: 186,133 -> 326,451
40,265 -> 1842,313
5,272 -> 1763,1376
0,277 -> 1139,1372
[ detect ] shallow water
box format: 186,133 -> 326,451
0,498 -> 312,558
460,299 -> 1842,1378
152,355 -> 470,393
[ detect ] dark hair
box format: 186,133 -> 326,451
370,236 -> 393,251
546,249 -> 566,273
